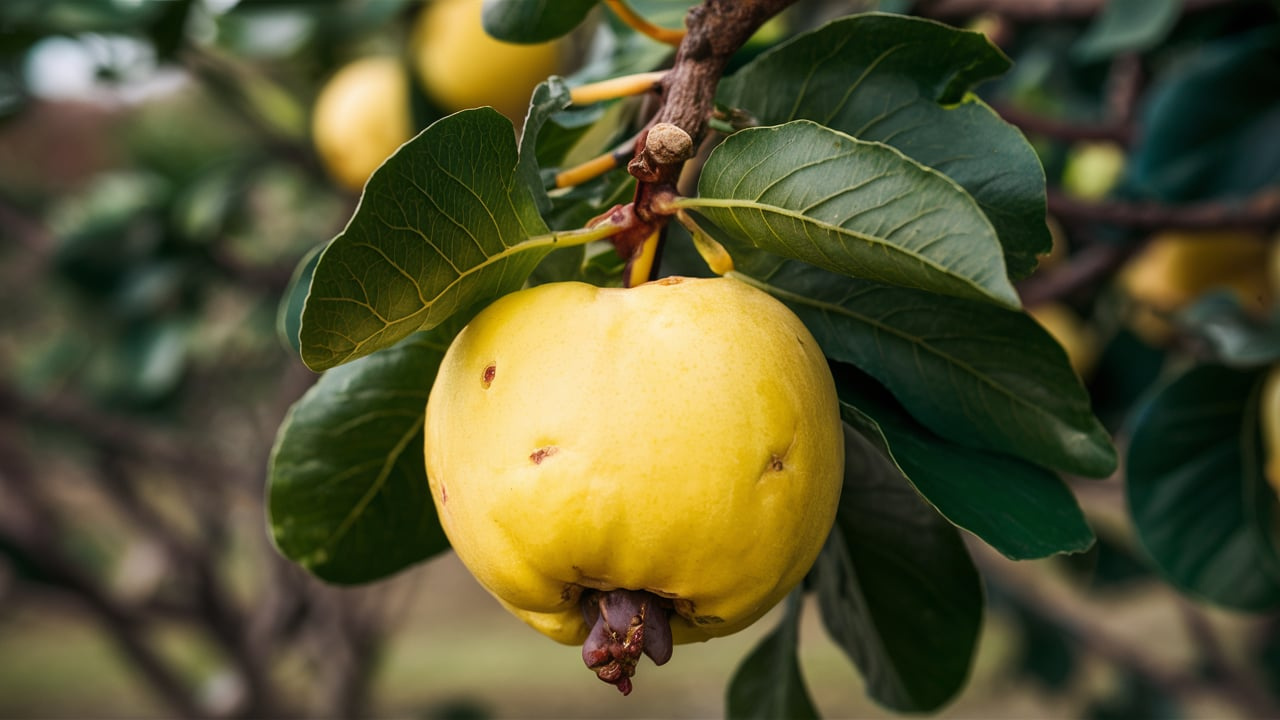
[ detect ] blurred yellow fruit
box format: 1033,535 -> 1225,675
1029,302 -> 1100,379
1262,364 -> 1280,497
412,0 -> 565,121
1061,141 -> 1126,200
1119,230 -> 1271,344
311,56 -> 413,192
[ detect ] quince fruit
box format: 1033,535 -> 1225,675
411,0 -> 566,121
424,276 -> 843,694
1119,230 -> 1271,345
311,56 -> 412,192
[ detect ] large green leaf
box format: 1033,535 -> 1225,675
482,0 -> 598,43
681,121 -> 1019,309
813,422 -> 983,712
299,109 -> 593,372
269,331 -> 452,584
728,253 -> 1116,477
1127,364 -> 1280,610
718,13 -> 1050,280
725,592 -> 819,720
836,366 -> 1095,560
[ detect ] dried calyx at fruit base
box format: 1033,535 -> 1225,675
423,277 -> 844,694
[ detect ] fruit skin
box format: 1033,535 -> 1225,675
1119,230 -> 1271,344
1061,141 -> 1126,200
424,276 -> 844,646
311,56 -> 412,192
412,0 -> 565,121
1262,364 -> 1280,498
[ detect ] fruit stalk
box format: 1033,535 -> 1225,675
581,589 -> 674,695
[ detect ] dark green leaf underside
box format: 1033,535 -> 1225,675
1127,364 -> 1280,611
730,253 -> 1116,477
269,331 -> 452,584
837,369 -> 1095,560
814,423 -> 982,712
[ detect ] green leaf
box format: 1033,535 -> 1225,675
725,592 -> 819,720
1073,0 -> 1182,62
683,121 -> 1019,309
813,422 -> 983,712
300,108 -> 569,372
1127,364 -> 1280,610
517,77 -> 573,213
269,331 -> 452,584
1178,292 -> 1280,368
835,366 -> 1095,560
728,253 -> 1116,477
718,13 -> 1050,280
1123,27 -> 1280,203
277,246 -> 320,357
482,0 -> 597,43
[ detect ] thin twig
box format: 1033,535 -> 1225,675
1047,187 -> 1280,232
917,0 -> 1239,21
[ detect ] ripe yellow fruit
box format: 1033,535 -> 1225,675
424,277 -> 843,691
311,56 -> 412,192
1262,365 -> 1280,497
1119,230 -> 1271,344
412,0 -> 565,121
1029,302 -> 1100,380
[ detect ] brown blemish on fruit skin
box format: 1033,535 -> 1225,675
481,362 -> 496,388
440,484 -> 448,504
655,276 -> 684,286
530,446 -> 559,464
769,454 -> 785,472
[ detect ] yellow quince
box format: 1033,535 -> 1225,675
424,276 -> 843,693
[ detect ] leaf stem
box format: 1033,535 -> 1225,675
570,71 -> 668,106
604,0 -> 687,45
553,133 -> 639,189
674,209 -> 735,275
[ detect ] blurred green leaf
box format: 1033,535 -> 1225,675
683,121 -> 1020,310
728,252 -> 1116,477
1073,0 -> 1182,61
1127,364 -> 1280,610
719,13 -> 1049,281
1178,291 -> 1280,368
482,0 -> 598,43
813,421 -> 982,712
1123,27 -> 1280,203
269,331 -> 452,584
300,109 -> 578,372
725,592 -> 818,720
836,366 -> 1095,559
278,246 -> 320,356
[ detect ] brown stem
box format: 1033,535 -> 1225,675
917,0 -> 1239,21
628,0 -> 798,191
1047,187 -> 1280,232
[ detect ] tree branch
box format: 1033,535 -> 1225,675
1047,187 -> 1280,232
917,0 -> 1239,21
628,0 -> 798,189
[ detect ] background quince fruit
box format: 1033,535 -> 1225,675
310,56 -> 412,192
